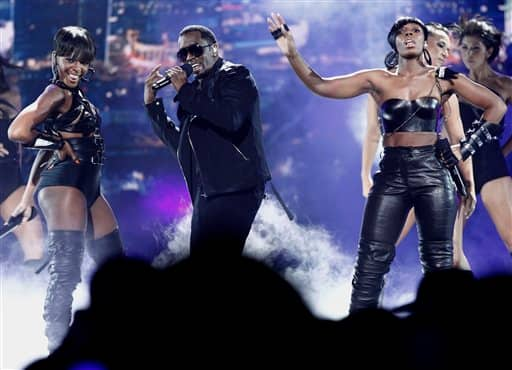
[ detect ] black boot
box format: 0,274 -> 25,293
419,240 -> 453,272
43,230 -> 85,352
86,228 -> 124,266
349,239 -> 396,313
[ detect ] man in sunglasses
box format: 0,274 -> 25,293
144,25 -> 271,257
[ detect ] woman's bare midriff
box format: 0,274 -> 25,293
383,132 -> 437,147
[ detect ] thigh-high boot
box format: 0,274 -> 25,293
43,230 -> 84,352
86,228 -> 124,266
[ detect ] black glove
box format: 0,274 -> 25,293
435,138 -> 458,168
460,121 -> 502,160
435,138 -> 468,197
435,66 -> 459,81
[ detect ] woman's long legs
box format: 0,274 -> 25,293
480,177 -> 512,252
453,202 -> 471,270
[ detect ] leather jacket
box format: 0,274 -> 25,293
145,58 -> 271,199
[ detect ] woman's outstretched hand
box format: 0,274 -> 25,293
267,13 -> 297,58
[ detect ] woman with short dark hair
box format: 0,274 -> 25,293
8,26 -> 123,351
457,16 -> 512,255
268,13 -> 506,312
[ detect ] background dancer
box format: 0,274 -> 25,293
0,57 -> 44,266
456,16 -> 512,256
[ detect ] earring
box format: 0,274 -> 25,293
51,51 -> 58,82
81,66 -> 95,82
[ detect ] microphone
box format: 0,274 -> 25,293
448,164 -> 468,198
152,63 -> 193,91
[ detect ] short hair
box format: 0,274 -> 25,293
384,17 -> 429,69
179,25 -> 217,44
387,17 -> 429,51
458,17 -> 502,63
53,26 -> 96,64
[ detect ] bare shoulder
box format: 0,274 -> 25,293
495,71 -> 512,83
369,68 -> 395,78
366,68 -> 397,94
37,84 -> 68,107
41,83 -> 68,98
361,68 -> 394,86
349,68 -> 389,77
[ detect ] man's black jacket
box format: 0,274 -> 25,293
145,58 -> 271,200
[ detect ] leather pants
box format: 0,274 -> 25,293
43,230 -> 85,352
350,146 -> 457,313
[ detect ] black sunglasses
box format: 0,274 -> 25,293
177,43 -> 213,63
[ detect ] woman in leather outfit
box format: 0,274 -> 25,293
268,14 -> 506,312
457,17 -> 512,255
8,26 -> 123,351
362,23 -> 475,271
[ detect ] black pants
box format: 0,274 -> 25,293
190,187 -> 263,257
350,146 -> 457,312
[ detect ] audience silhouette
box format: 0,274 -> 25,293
24,244 -> 512,370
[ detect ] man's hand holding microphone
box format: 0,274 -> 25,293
144,63 -> 192,104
